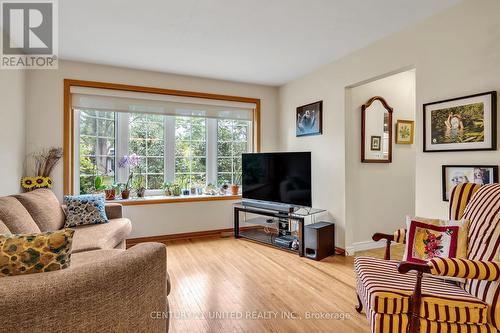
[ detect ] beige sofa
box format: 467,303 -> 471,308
0,189 -> 170,332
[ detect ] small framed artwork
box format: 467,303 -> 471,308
442,165 -> 498,201
296,101 -> 322,137
395,120 -> 414,144
423,91 -> 497,152
370,136 -> 381,151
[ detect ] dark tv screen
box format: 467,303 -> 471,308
242,152 -> 312,207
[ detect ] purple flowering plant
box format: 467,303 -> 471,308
118,153 -> 141,190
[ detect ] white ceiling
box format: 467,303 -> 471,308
60,0 -> 461,86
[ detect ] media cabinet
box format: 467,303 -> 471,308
233,203 -> 325,257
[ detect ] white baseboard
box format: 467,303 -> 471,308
345,240 -> 387,256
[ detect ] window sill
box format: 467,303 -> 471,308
107,194 -> 242,206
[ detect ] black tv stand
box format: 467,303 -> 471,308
233,202 -> 326,257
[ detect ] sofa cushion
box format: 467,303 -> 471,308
14,189 -> 65,232
0,221 -> 10,234
71,218 -> 132,253
0,229 -> 74,277
70,249 -> 123,267
0,197 -> 41,234
355,257 -> 489,325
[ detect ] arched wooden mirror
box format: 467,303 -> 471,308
361,96 -> 393,163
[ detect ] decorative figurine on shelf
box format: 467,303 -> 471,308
21,147 -> 62,192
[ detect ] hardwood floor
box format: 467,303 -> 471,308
165,236 -> 369,333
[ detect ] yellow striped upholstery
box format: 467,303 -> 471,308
355,257 -> 490,328
368,311 -> 498,333
393,228 -> 406,244
449,183 -> 481,220
429,257 -> 500,282
462,184 -> 500,331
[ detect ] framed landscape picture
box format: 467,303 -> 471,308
423,91 -> 497,152
441,165 -> 498,201
395,120 -> 414,144
296,101 -> 322,137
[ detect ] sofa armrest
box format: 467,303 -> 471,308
0,242 -> 168,333
105,203 -> 123,219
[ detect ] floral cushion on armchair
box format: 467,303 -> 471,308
63,194 -> 108,227
403,216 -> 468,264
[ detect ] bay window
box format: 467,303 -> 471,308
70,84 -> 257,197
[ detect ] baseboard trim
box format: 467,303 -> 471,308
126,226 -> 256,248
345,240 -> 386,256
127,228 -> 346,256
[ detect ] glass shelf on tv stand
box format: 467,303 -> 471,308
233,202 -> 326,218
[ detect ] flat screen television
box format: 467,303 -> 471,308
242,152 -> 312,207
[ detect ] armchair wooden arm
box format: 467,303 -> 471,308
372,233 -> 394,260
397,262 -> 431,333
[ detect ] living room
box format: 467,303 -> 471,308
0,1 -> 499,332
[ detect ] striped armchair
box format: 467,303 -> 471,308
354,183 -> 500,333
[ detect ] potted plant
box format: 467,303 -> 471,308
230,174 -> 241,195
94,175 -> 106,194
163,182 -> 172,196
118,154 -> 140,200
171,183 -> 181,196
133,173 -> 146,198
104,184 -> 116,200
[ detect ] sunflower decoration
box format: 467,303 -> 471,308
34,176 -> 48,188
21,177 -> 36,190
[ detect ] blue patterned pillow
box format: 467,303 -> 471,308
63,194 -> 108,227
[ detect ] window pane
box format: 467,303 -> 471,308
191,158 -> 206,173
217,158 -> 232,172
128,114 -> 166,190
147,175 -> 164,190
218,173 -> 232,186
175,158 -> 189,173
174,117 -> 207,187
78,110 -> 116,194
216,119 -> 251,186
98,119 -> 115,137
148,139 -> 164,156
147,157 -> 164,173
130,139 -> 146,156
192,141 -> 206,157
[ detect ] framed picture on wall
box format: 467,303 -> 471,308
441,165 -> 498,201
296,101 -> 322,137
423,91 -> 497,152
395,120 -> 414,144
370,136 -> 381,150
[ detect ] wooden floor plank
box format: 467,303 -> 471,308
165,237 -> 369,333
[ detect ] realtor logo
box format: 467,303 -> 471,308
1,0 -> 58,69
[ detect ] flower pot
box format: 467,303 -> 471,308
104,189 -> 116,200
230,185 -> 240,195
121,189 -> 130,199
136,188 -> 145,198
182,189 -> 190,196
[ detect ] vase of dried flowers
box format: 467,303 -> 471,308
21,147 -> 63,192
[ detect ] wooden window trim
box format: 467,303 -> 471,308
63,79 -> 261,202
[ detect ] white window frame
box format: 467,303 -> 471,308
74,110 -> 253,195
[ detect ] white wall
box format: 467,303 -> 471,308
0,69 -> 26,195
278,0 -> 500,249
25,60 -> 279,237
346,70 -> 416,251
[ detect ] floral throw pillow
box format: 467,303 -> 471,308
0,229 -> 74,277
403,216 -> 469,264
64,194 -> 108,228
